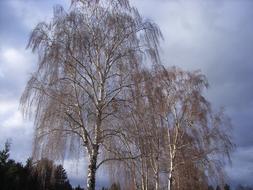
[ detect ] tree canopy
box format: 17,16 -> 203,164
20,0 -> 234,190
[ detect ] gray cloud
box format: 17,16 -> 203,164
1,0 -> 253,188
226,146 -> 253,187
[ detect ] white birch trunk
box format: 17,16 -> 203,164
168,155 -> 174,190
87,145 -> 99,190
86,65 -> 103,190
155,170 -> 159,190
168,171 -> 172,190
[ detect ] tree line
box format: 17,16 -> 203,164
2,141 -> 251,190
20,0 -> 234,189
0,141 -> 73,190
0,141 -> 124,190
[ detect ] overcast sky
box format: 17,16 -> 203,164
1,0 -> 253,188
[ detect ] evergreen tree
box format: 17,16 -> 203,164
224,184 -> 230,190
0,142 -> 74,190
54,165 -> 72,190
0,141 -> 10,166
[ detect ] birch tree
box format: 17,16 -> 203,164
20,0 -> 162,189
110,66 -> 233,190
152,66 -> 233,190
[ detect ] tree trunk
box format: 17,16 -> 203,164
140,156 -> 146,190
168,172 -> 172,190
87,145 -> 99,190
155,171 -> 159,190
131,162 -> 138,190
141,174 -> 146,190
145,163 -> 149,190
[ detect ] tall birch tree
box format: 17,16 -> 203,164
20,0 -> 161,189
